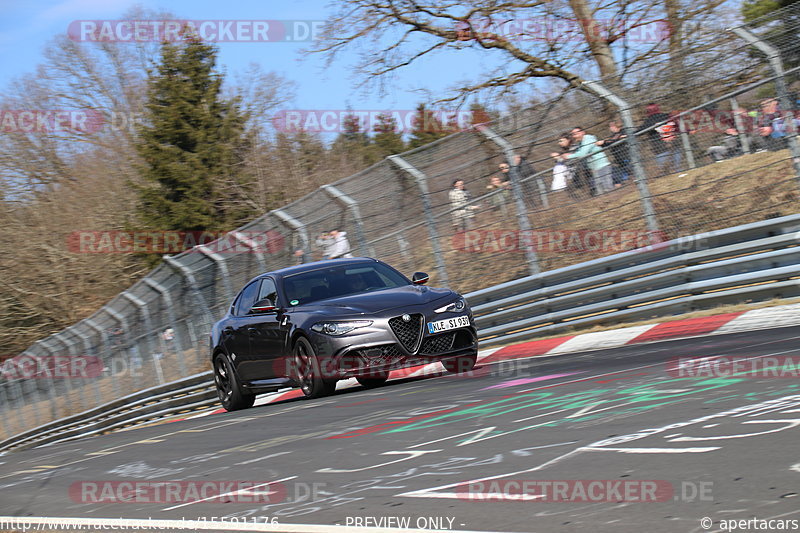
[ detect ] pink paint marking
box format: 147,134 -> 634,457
481,372 -> 582,390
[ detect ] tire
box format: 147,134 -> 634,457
356,373 -> 389,388
443,353 -> 477,374
214,353 -> 255,411
293,336 -> 337,399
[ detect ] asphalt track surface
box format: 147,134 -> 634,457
1,326 -> 799,533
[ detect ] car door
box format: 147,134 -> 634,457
246,277 -> 287,380
223,279 -> 261,379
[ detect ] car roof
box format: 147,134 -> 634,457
257,257 -> 382,280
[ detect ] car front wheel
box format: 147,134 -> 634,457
293,336 -> 337,399
214,353 -> 255,411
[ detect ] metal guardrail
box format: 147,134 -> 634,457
2,214 -> 798,454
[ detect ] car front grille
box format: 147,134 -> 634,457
388,313 -> 423,353
419,333 -> 456,355
353,344 -> 404,368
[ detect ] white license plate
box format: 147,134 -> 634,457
427,315 -> 470,334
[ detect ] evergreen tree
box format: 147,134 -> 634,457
371,113 -> 405,158
407,104 -> 454,149
135,36 -> 248,236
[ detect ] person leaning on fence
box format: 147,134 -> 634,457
754,98 -> 788,152
449,179 -> 478,231
596,120 -> 631,187
486,173 -> 512,219
639,103 -> 682,175
316,229 -> 353,259
552,127 -> 614,196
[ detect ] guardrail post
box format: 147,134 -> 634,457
473,127 -> 542,275
142,278 -> 188,376
195,244 -> 236,305
387,155 -> 450,286
85,318 -> 118,397
38,338 -> 70,418
60,330 -> 91,412
121,292 -> 163,386
583,80 -> 661,235
271,209 -> 311,261
163,254 -> 216,332
230,231 -> 267,272
68,325 -> 104,407
320,184 -> 372,257
731,26 -> 800,183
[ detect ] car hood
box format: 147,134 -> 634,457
298,285 -> 456,315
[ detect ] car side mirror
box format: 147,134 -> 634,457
249,298 -> 277,314
411,272 -> 429,285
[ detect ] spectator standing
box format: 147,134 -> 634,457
512,155 -> 538,207
596,120 -> 631,186
551,133 -> 573,193
449,179 -> 478,231
755,98 -> 786,152
486,174 -> 511,218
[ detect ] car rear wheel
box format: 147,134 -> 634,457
356,373 -> 389,388
293,336 -> 337,399
443,354 -> 477,374
214,353 -> 255,411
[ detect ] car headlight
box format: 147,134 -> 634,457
434,298 -> 467,313
311,320 -> 373,336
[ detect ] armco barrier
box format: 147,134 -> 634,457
1,215 -> 798,454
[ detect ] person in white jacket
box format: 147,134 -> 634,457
316,229 -> 353,259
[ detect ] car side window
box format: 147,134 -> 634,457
258,278 -> 279,306
234,280 -> 261,316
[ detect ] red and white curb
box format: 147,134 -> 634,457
174,302 -> 800,421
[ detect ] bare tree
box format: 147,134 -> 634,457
308,0 -> 731,103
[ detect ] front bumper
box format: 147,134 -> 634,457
310,312 -> 478,379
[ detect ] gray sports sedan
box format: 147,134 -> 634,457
210,257 -> 479,410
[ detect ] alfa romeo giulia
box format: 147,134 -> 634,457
210,257 -> 479,410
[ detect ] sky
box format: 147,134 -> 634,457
0,0 -> 501,129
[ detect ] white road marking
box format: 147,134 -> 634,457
161,475 -> 297,511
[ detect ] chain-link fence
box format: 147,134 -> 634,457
2,6 -> 799,441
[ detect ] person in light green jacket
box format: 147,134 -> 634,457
551,126 -> 613,195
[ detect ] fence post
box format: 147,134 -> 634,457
583,80 -> 661,235
85,318 -> 118,398
272,209 -> 311,262
195,245 -> 236,305
163,255 -> 216,330
678,116 -> 696,169
729,97 -> 752,154
142,278 -> 188,376
474,126 -> 541,275
32,340 -> 59,422
102,307 -> 133,392
731,26 -> 800,183
120,291 -> 162,387
387,155 -> 450,286
230,231 -> 267,272
321,184 -> 372,257
39,337 -> 70,419
68,325 -> 103,407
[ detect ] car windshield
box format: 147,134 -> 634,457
283,263 -> 410,306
